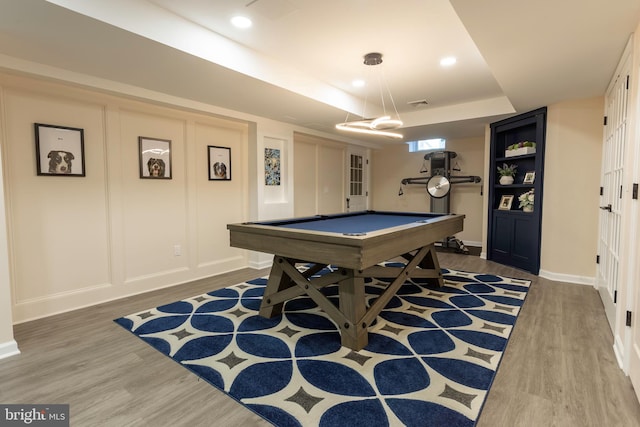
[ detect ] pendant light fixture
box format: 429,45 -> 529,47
336,52 -> 403,139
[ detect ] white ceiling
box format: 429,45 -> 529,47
0,0 -> 639,145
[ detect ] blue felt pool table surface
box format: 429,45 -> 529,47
259,211 -> 445,235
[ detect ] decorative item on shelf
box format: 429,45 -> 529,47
497,163 -> 517,185
523,171 -> 535,184
505,141 -> 536,157
499,194 -> 514,210
519,189 -> 534,212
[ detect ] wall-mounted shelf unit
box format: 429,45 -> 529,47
488,107 -> 547,274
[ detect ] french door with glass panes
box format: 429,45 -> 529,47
597,53 -> 629,331
346,148 -> 368,212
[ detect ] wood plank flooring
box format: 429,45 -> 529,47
1,254 -> 639,426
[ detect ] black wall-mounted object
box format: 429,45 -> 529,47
400,151 -> 481,209
488,107 -> 547,274
399,150 -> 481,253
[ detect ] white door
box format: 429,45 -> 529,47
346,148 -> 368,212
597,54 -> 630,331
628,51 -> 640,406
631,197 -> 640,402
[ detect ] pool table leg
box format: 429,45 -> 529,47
259,259 -> 293,318
338,273 -> 368,350
418,244 -> 444,287
259,258 -> 329,318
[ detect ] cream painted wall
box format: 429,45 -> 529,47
247,124 -> 296,270
0,73 -> 250,323
318,145 -> 346,214
480,125 -> 491,258
478,97 -> 604,280
370,137 -> 485,246
293,133 -> 347,216
293,139 -> 318,217
539,97 -> 604,280
0,138 -> 19,358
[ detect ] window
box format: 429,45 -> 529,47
407,138 -> 446,152
350,154 -> 363,196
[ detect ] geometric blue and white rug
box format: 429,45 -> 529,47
115,266 -> 530,427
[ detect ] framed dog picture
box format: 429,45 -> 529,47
498,195 -> 514,210
208,146 -> 231,180
523,171 -> 535,184
35,123 -> 85,177
139,137 -> 172,179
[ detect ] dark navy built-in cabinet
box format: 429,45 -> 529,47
488,107 -> 546,274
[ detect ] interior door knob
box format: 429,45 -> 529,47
600,204 -> 612,212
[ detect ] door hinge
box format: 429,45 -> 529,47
626,75 -> 630,90
614,290 -> 617,304
599,186 -> 603,196
633,183 -> 638,200
626,310 -> 632,327
596,255 -> 600,264
620,185 -> 623,199
604,116 -> 608,126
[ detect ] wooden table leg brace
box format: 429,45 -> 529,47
258,243 -> 443,350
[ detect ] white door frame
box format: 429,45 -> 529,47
346,147 -> 369,212
619,36 -> 640,400
597,48 -> 631,332
626,100 -> 640,402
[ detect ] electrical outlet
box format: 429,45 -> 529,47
174,245 -> 181,256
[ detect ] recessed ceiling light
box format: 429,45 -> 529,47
231,16 -> 252,29
440,56 -> 457,67
352,79 -> 365,88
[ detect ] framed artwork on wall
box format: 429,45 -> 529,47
139,137 -> 172,179
265,148 -> 281,186
208,146 -> 231,180
34,123 -> 85,177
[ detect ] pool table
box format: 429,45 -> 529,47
227,210 -> 464,350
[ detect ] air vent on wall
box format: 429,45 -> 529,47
407,99 -> 429,107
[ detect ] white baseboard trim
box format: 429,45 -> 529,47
613,336 -> 626,371
248,259 -> 273,270
538,269 -> 595,286
0,340 -> 20,360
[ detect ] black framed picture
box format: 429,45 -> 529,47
34,123 -> 85,177
208,146 -> 231,180
139,137 -> 172,179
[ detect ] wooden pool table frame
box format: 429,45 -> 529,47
227,212 -> 464,350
